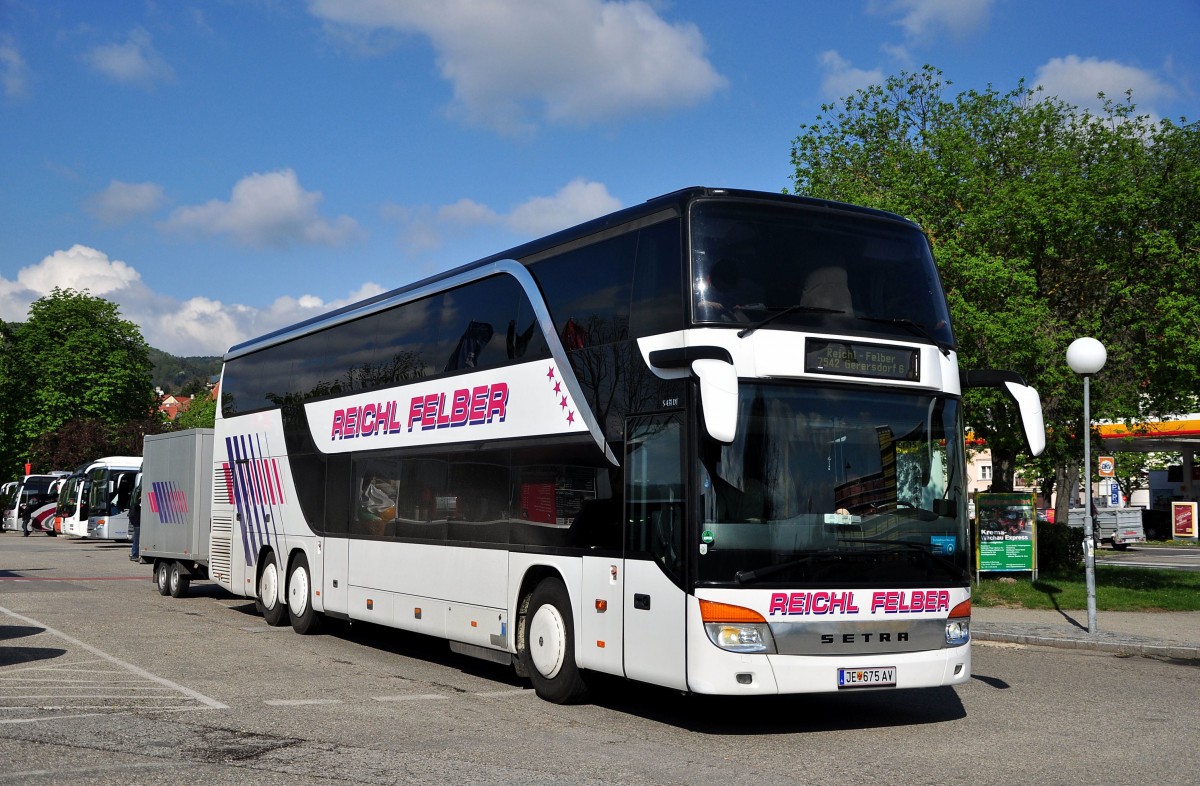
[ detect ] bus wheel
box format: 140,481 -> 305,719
258,552 -> 288,627
521,578 -> 588,704
168,562 -> 190,598
156,561 -> 171,596
287,552 -> 323,635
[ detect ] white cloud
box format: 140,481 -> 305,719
82,27 -> 176,88
162,169 -> 363,249
0,35 -> 31,98
0,245 -> 385,356
15,245 -> 141,297
1034,55 -> 1175,116
307,0 -> 725,133
85,180 -> 168,225
507,178 -> 622,236
817,51 -> 885,101
883,0 -> 992,42
387,178 -> 621,254
437,198 -> 502,227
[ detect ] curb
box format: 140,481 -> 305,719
973,630 -> 1200,663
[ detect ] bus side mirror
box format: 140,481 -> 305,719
1003,380 -> 1045,456
961,370 -> 1046,457
692,358 -> 738,444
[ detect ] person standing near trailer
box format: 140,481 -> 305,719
129,477 -> 143,561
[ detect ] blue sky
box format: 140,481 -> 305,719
1,0 -> 1196,356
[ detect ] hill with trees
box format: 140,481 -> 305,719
149,347 -> 222,396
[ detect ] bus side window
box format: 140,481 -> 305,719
625,414 -> 685,581
630,217 -> 683,337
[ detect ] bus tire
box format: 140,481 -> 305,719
156,560 -> 171,596
168,562 -> 190,598
520,578 -> 588,704
258,551 -> 288,627
287,552 -> 323,635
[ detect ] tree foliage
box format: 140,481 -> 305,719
0,289 -> 157,476
790,65 -> 1200,512
28,416 -> 164,472
173,392 -> 216,430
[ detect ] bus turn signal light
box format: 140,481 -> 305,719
700,599 -> 766,623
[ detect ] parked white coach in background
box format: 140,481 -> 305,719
57,457 -> 142,540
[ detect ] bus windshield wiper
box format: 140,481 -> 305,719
737,304 -> 846,338
734,550 -> 841,584
856,316 -> 952,356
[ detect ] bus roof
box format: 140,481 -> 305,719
224,187 -> 919,360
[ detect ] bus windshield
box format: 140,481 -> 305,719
696,383 -> 967,587
690,200 -> 955,348
55,475 -> 87,518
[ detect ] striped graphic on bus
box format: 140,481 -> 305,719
148,482 -> 189,525
223,433 -> 285,567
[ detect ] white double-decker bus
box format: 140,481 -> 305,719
213,187 -> 1044,703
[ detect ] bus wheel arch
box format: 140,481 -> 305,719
519,574 -> 588,704
286,549 -> 323,635
257,548 -> 288,627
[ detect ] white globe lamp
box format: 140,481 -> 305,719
1066,336 -> 1106,634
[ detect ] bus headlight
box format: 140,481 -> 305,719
945,599 -> 971,646
705,622 -> 776,653
700,599 -> 777,654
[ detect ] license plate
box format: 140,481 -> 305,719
838,667 -> 896,689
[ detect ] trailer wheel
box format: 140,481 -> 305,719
156,560 -> 171,596
287,552 -> 323,635
168,562 -> 191,598
519,578 -> 588,704
258,551 -> 288,627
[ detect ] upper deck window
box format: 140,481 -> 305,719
690,200 -> 954,349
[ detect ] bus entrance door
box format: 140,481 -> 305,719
622,415 -> 687,691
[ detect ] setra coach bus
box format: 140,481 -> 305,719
209,187 -> 1044,703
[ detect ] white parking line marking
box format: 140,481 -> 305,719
264,698 -> 343,706
0,604 -> 228,710
372,693 -> 448,702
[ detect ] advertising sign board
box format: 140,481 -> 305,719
976,492 -> 1037,576
1172,501 -> 1198,540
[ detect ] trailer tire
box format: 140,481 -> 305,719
168,562 -> 190,598
519,578 -> 588,704
156,560 -> 171,596
287,552 -> 323,635
258,552 -> 288,627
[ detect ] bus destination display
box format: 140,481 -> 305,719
805,340 -> 919,381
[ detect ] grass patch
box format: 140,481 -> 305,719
973,566 -> 1200,612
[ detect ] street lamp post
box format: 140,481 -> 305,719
1067,337 -> 1107,634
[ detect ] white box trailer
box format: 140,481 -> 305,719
140,428 -> 214,597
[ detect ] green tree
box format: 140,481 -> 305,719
173,393 -> 216,430
0,289 -> 157,476
789,66 -> 1200,517
28,416 -> 164,471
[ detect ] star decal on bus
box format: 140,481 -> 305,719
547,364 -> 576,428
